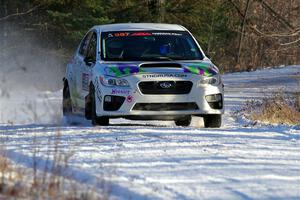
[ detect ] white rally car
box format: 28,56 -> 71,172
63,23 -> 224,127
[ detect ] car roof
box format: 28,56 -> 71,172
92,23 -> 187,32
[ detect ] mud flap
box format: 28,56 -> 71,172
85,94 -> 92,120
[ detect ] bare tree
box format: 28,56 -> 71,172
237,0 -> 251,64
228,0 -> 299,69
0,4 -> 43,22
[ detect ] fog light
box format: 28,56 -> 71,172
103,96 -> 126,111
104,96 -> 112,102
206,94 -> 222,102
205,94 -> 223,109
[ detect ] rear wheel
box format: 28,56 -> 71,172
90,86 -> 109,126
203,114 -> 222,128
63,82 -> 72,116
175,116 -> 192,127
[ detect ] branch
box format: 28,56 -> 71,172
251,25 -> 300,38
0,4 -> 42,21
227,0 -> 299,38
256,0 -> 295,30
280,38 -> 300,46
227,0 -> 246,19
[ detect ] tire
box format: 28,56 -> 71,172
175,116 -> 192,127
90,86 -> 109,126
203,114 -> 222,128
63,82 -> 72,116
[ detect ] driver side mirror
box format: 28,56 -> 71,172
84,57 -> 95,66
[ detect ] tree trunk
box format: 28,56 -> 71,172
237,0 -> 251,65
158,0 -> 165,23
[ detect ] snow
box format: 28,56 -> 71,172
0,65 -> 300,199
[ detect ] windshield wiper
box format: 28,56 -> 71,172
157,56 -> 174,61
104,56 -> 175,62
142,56 -> 174,61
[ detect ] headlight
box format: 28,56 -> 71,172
100,76 -> 130,87
199,74 -> 221,86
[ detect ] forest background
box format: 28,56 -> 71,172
1,0 -> 299,73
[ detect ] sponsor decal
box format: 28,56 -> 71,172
142,74 -> 187,78
127,95 -> 133,103
183,63 -> 218,77
109,32 -> 153,37
152,32 -> 182,36
111,89 -> 130,95
94,78 -> 102,103
105,65 -> 146,77
113,32 -> 130,37
130,32 -> 152,36
82,73 -> 89,91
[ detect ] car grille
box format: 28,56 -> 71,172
132,103 -> 199,111
138,81 -> 193,95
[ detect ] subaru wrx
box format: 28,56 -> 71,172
63,23 -> 224,127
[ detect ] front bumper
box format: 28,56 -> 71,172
95,74 -> 224,118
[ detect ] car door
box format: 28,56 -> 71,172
78,31 -> 98,107
73,32 -> 93,110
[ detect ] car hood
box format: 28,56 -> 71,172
102,61 -> 219,78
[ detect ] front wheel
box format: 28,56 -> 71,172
203,114 -> 222,128
90,86 -> 109,126
175,116 -> 192,127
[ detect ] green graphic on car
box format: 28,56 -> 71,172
105,63 -> 217,77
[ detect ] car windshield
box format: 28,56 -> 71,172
101,31 -> 204,61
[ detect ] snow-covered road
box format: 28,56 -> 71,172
1,66 -> 300,199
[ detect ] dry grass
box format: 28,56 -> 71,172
0,155 -> 101,200
0,155 -> 25,199
239,90 -> 300,125
0,133 -> 106,200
